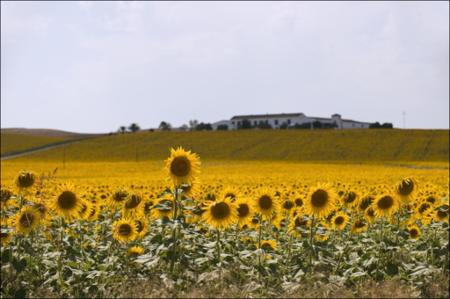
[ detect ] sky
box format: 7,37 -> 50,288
1,1 -> 449,133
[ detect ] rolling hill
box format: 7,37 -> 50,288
6,129 -> 448,162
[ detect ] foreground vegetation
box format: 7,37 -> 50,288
1,146 -> 448,298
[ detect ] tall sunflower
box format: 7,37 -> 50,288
351,218 -> 368,234
49,184 -> 83,220
373,194 -> 399,218
11,206 -> 41,235
109,188 -> 129,208
304,184 -> 336,219
253,189 -> 279,219
165,147 -> 200,186
123,193 -> 144,217
202,196 -> 237,230
112,218 -> 137,243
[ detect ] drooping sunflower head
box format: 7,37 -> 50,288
32,200 -> 50,224
396,178 -> 417,199
433,207 -> 449,223
110,188 -> 129,208
165,147 -> 200,186
202,196 -> 238,230
374,194 -> 399,218
288,215 -> 310,236
151,196 -> 173,220
357,195 -> 374,213
304,184 -> 336,219
364,207 -> 376,223
253,189 -> 279,219
331,212 -> 348,230
128,245 -> 144,257
351,218 -> 368,234
1,230 -> 13,246
112,218 -> 137,243
0,189 -> 13,208
12,206 -> 41,235
123,193 -> 143,217
134,218 -> 148,239
341,191 -> 358,207
50,184 -> 82,220
260,239 -> 277,251
15,171 -> 37,190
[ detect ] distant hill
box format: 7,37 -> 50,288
1,128 -> 104,155
1,128 -> 101,137
7,129 -> 449,162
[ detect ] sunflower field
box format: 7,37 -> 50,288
1,146 -> 449,298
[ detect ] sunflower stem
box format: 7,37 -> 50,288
309,215 -> 315,272
169,185 -> 178,275
217,229 -> 222,283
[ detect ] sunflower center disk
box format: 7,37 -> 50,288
311,189 -> 328,208
211,202 -> 231,219
119,224 -> 132,236
237,204 -> 249,217
335,216 -> 344,225
170,156 -> 191,177
19,213 -> 34,228
259,195 -> 273,210
377,196 -> 394,210
58,191 -> 77,210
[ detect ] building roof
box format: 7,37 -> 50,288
231,113 -> 304,120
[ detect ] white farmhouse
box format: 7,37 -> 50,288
213,113 -> 371,130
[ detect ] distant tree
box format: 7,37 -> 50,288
381,122 -> 393,129
119,126 -> 127,134
238,119 -> 253,129
257,121 -> 272,129
159,121 -> 172,131
195,122 -> 213,131
217,124 -> 229,131
369,122 -> 382,129
128,123 -> 140,133
189,120 -> 199,131
179,124 -> 189,131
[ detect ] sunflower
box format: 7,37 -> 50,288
253,189 -> 279,219
260,239 -> 277,251
11,206 -> 41,235
112,218 -> 137,243
32,200 -> 51,225
165,147 -> 200,186
128,245 -> 144,257
433,208 -> 449,223
351,219 -> 368,234
134,217 -> 148,239
281,198 -> 296,214
151,196 -> 173,220
373,195 -> 399,218
357,195 -> 374,213
78,200 -> 92,220
0,189 -> 13,210
288,215 -> 310,236
341,191 -> 358,208
86,202 -> 100,221
1,230 -> 13,246
15,171 -> 37,190
408,225 -> 421,239
202,197 -> 238,230
109,188 -> 129,208
331,212 -> 349,230
220,187 -> 241,202
364,207 -> 376,223
304,184 -> 336,219
235,198 -> 253,227
50,185 -> 83,220
396,178 -> 417,201
123,193 -> 144,217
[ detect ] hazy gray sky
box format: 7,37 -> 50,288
1,1 -> 449,132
